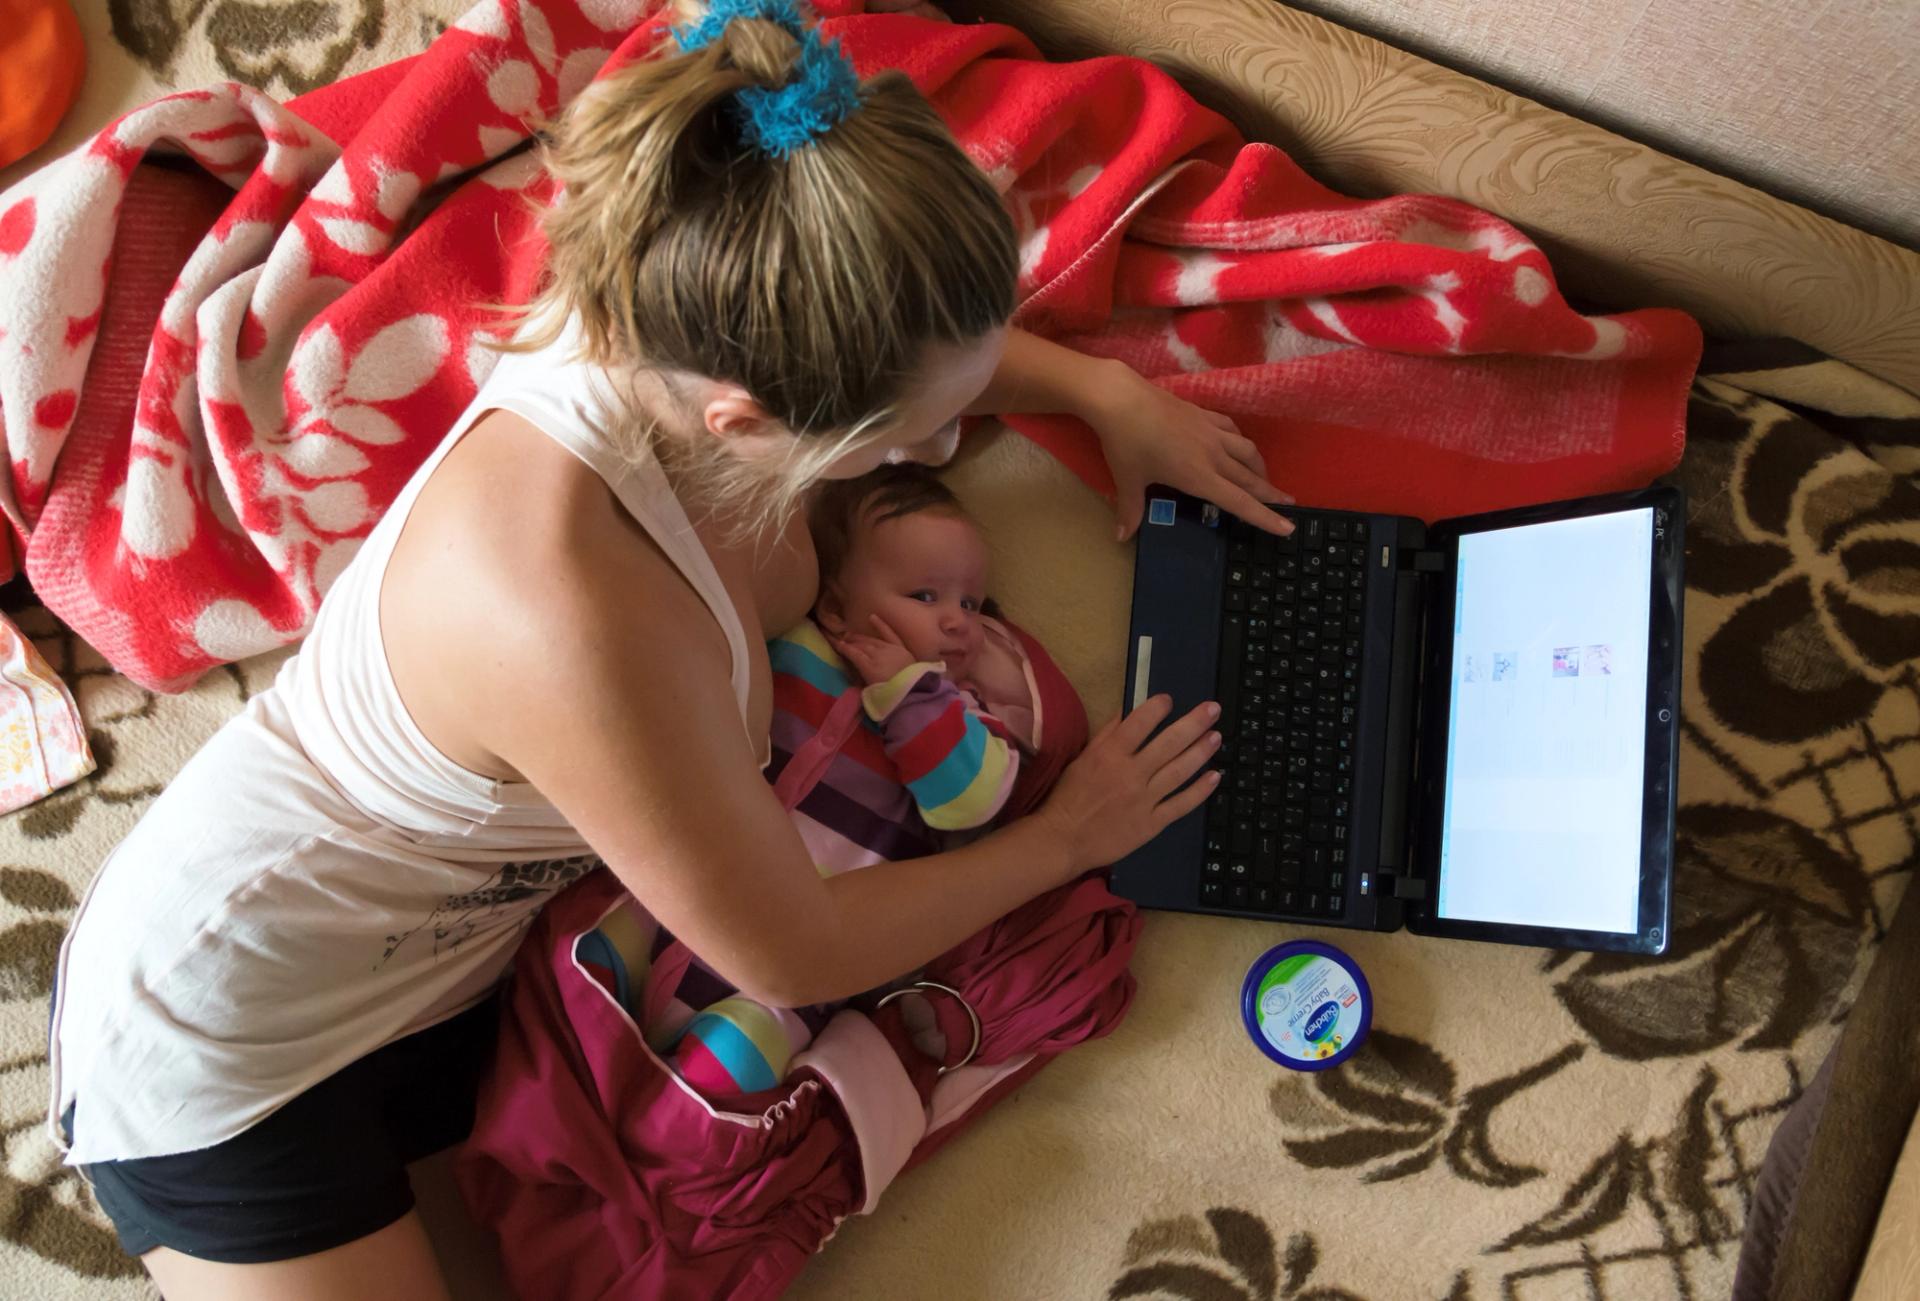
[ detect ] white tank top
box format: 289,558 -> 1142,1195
49,329 -> 757,1164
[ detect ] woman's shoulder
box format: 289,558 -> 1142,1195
392,412 -> 721,667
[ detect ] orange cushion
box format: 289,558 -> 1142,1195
0,0 -> 85,170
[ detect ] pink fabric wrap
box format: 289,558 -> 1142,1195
457,869 -> 1139,1300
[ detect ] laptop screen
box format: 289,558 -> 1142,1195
1434,507 -> 1654,934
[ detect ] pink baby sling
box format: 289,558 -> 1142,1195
457,719 -> 1139,1299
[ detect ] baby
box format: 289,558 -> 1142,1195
786,463 -> 1040,838
651,466 -> 1073,1102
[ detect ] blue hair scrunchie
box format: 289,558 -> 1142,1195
674,0 -> 861,159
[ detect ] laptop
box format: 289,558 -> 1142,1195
1114,485 -> 1684,955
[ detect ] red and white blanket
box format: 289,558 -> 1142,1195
0,0 -> 1700,690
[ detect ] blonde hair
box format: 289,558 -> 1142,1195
519,5 -> 1017,531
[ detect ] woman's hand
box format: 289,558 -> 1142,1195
1085,370 -> 1295,541
1036,695 -> 1223,874
967,330 -> 1293,543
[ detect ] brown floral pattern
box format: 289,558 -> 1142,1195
1268,1030 -> 1586,1186
1111,1209 -> 1371,1301
107,0 -> 468,95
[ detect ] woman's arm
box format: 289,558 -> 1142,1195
465,525 -> 1218,1008
970,327 -> 1295,541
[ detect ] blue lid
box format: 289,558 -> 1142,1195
1240,939 -> 1372,1071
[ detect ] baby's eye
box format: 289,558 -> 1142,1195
909,590 -> 936,604
961,597 -> 981,613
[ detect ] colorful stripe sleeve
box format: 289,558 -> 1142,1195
862,665 -> 1019,831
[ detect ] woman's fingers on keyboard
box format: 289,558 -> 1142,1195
1148,728 -> 1221,800
1156,766 -> 1223,826
1136,699 -> 1220,767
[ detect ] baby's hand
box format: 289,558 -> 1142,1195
832,616 -> 920,685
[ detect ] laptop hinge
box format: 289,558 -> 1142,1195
1358,872 -> 1428,902
1374,564 -> 1427,877
1404,549 -> 1445,573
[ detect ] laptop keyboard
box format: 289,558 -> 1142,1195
1200,513 -> 1368,919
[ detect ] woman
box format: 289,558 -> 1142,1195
48,5 -> 1292,1295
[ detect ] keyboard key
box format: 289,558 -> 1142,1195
1253,565 -> 1274,589
1229,882 -> 1250,908
1232,818 -> 1254,853
1252,883 -> 1276,911
1227,564 -> 1249,587
1201,881 -> 1224,907
1203,856 -> 1226,878
1300,517 -> 1324,548
1326,519 -> 1349,542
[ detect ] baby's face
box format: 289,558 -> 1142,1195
824,510 -> 991,678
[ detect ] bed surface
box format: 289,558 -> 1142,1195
0,3 -> 1913,1299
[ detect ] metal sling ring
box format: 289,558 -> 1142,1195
873,980 -> 983,1075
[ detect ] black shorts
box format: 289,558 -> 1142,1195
66,996 -> 500,1265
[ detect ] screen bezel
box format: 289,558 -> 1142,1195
1404,485 -> 1684,955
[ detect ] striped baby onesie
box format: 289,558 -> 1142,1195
654,619 -> 1027,1100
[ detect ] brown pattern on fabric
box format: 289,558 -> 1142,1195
1268,1030 -> 1587,1185
1111,1207 -> 1369,1301
109,0 -> 391,93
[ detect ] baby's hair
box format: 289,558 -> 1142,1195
810,463 -> 971,587
518,1 -> 1017,533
